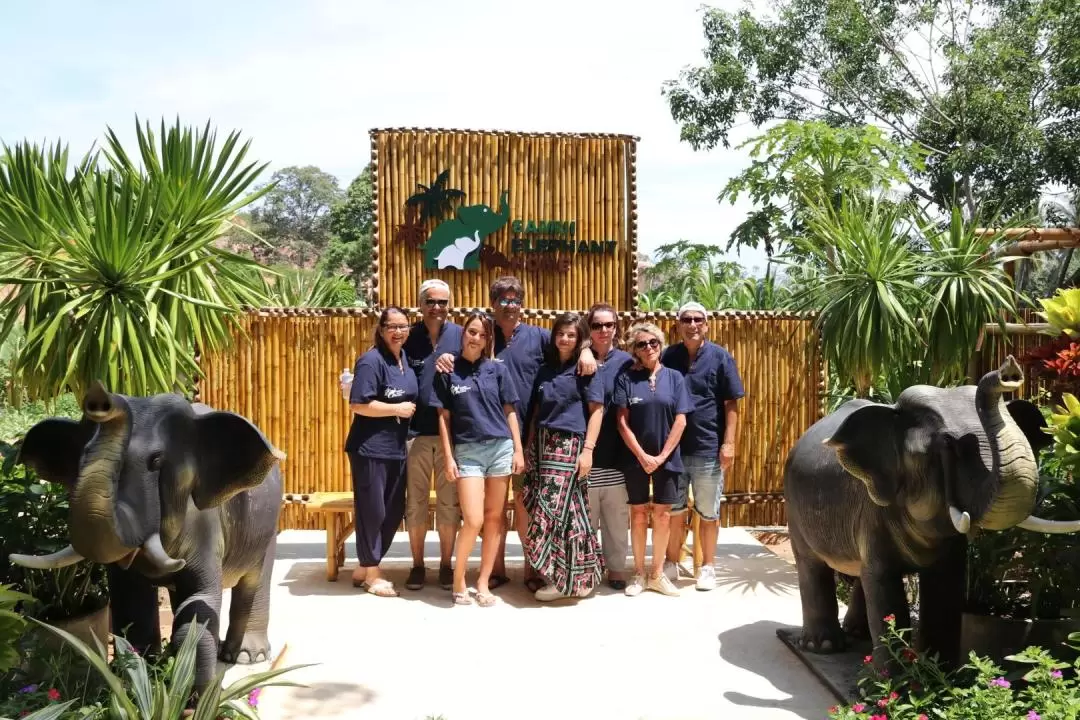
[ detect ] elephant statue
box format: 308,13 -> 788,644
783,356 -> 1079,669
8,381 -> 285,698
423,190 -> 510,270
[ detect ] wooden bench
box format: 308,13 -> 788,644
287,488 -> 702,583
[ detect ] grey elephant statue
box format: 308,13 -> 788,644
8,381 -> 284,698
783,356 -> 1078,669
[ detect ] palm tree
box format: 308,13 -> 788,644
0,118 -> 273,400
405,169 -> 465,225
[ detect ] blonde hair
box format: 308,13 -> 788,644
625,321 -> 666,364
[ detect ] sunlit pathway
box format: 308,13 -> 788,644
222,527 -> 832,720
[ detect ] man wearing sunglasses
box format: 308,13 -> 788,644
400,279 -> 464,592
435,275 -> 597,591
661,300 -> 744,591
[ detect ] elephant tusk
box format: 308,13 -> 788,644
140,533 -> 186,575
9,545 -> 85,570
1017,515 -> 1080,534
949,506 -> 971,534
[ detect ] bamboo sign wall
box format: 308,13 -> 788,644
196,309 -> 825,530
371,128 -> 639,311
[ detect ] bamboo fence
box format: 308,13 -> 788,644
195,308 -> 825,530
972,308 -> 1058,403
370,128 -> 640,311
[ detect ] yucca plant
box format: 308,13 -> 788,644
260,267 -> 357,308
782,193 -> 928,396
0,118 -> 273,401
17,617 -> 310,720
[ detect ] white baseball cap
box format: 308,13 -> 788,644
677,301 -> 707,318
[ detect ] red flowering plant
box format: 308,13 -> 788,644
826,615 -> 1080,719
1021,289 -> 1080,400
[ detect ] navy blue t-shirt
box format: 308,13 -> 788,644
593,348 -> 633,468
495,322 -> 550,429
344,347 -> 419,460
661,341 -> 745,458
430,356 -> 520,445
531,359 -> 606,435
403,320 -> 463,438
612,366 -> 695,474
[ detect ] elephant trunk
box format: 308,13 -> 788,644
974,355 -> 1041,531
68,384 -> 139,564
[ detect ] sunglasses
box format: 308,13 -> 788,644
634,338 -> 661,351
424,298 -> 449,308
497,297 -> 522,307
680,316 -> 707,325
590,321 -> 617,330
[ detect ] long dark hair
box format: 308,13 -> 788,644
373,306 -> 409,353
543,312 -> 588,366
459,311 -> 494,360
586,302 -> 621,349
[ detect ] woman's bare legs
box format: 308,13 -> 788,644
452,476 -> 484,597
478,476 -> 510,598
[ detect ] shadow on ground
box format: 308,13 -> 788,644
714,541 -> 800,596
269,681 -> 377,718
719,619 -> 834,720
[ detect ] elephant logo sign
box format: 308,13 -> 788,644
420,190 -> 511,271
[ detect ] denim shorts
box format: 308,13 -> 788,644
673,455 -> 725,519
455,437 -> 514,478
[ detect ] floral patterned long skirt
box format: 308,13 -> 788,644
522,426 -> 605,595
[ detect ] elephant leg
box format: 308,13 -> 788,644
915,535 -> 966,669
790,524 -> 846,652
221,536 -> 275,665
107,564 -> 161,657
171,572 -> 224,701
841,576 -> 870,639
860,562 -> 911,669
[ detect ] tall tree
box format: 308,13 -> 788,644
247,165 -> 344,266
319,165 -> 375,300
663,0 -> 1080,223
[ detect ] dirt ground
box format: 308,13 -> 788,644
748,527 -> 795,564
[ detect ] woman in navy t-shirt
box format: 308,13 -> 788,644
345,306 -> 419,597
430,311 -> 524,606
613,321 -> 693,598
522,312 -> 607,601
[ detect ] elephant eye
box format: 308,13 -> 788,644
147,452 -> 164,471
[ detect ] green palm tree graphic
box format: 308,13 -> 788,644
405,169 -> 466,225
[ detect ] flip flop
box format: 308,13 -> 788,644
489,575 -> 510,590
453,590 -> 473,606
364,579 -> 398,597
476,592 -> 497,608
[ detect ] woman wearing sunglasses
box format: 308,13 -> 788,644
613,321 -> 694,597
345,305 -> 419,597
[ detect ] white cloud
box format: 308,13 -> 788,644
1,0 -> 772,270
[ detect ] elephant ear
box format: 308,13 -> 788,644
1006,399 -> 1053,453
823,404 -> 934,507
193,410 -> 286,510
16,417 -> 96,488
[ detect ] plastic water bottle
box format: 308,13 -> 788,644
339,368 -> 353,401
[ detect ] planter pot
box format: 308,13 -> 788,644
41,604 -> 111,658
960,611 -> 1080,663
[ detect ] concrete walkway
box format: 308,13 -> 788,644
223,527 -> 833,720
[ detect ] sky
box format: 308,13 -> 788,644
1,0 -> 772,274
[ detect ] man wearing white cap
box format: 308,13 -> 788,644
661,300 -> 744,590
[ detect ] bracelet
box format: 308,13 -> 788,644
584,443 -> 595,450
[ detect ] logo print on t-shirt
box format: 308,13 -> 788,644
450,384 -> 470,395
629,396 -> 644,405
385,387 -> 407,399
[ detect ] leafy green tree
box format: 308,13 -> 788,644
0,119 -> 271,400
663,0 -> 1080,225
717,121 -> 926,256
247,165 -> 344,266
319,164 -> 375,299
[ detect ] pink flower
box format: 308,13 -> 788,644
870,715 -> 888,720
864,655 -> 873,664
852,703 -> 865,712
918,715 -> 928,720
883,614 -> 895,622
1052,670 -> 1063,679
46,689 -> 60,702
990,677 -> 1011,689
247,688 -> 261,708
1028,711 -> 1041,720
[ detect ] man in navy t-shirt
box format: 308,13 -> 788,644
401,279 -> 464,592
661,301 -> 744,591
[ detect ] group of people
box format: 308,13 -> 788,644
342,275 -> 744,605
